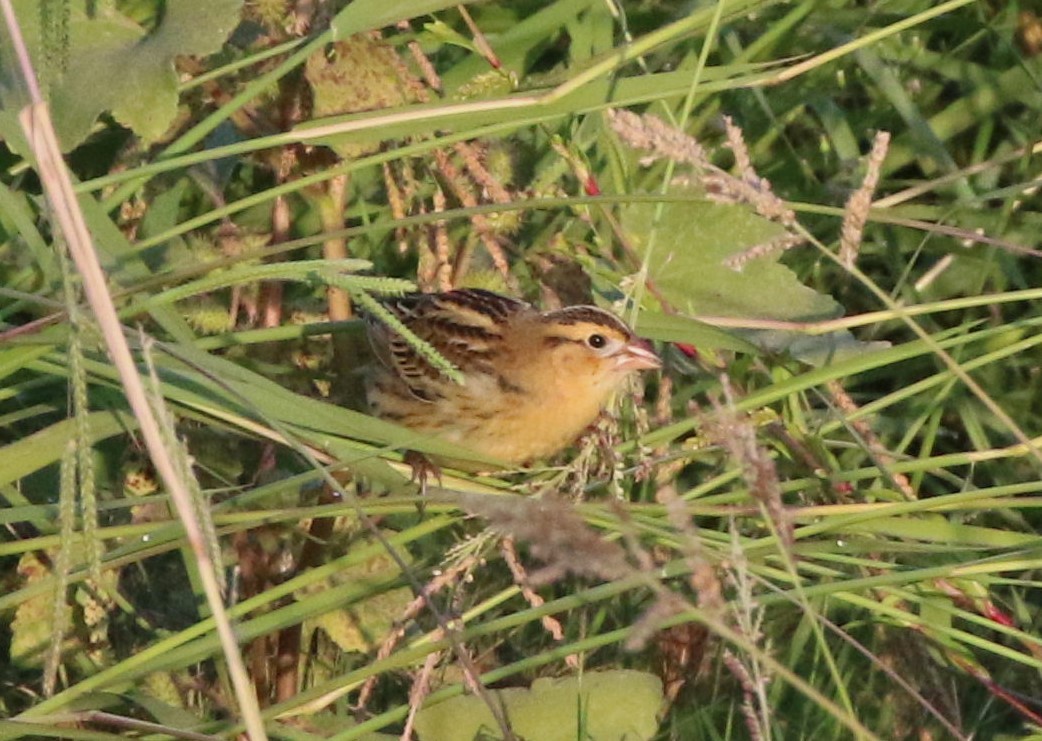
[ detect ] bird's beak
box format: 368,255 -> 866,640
615,340 -> 661,371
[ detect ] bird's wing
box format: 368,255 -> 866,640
367,289 -> 530,401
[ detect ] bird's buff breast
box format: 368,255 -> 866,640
395,371 -> 605,465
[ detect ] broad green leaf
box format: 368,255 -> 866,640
8,552 -> 56,668
623,193 -> 884,363
414,670 -> 664,741
0,0 -> 242,152
303,540 -> 413,653
637,310 -> 758,354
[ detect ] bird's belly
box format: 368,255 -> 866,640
374,371 -> 606,466
437,386 -> 601,464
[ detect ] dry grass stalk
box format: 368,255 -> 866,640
355,553 -> 481,711
723,649 -> 767,741
840,130 -> 891,268
826,379 -> 914,499
701,376 -> 794,553
431,187 -> 453,291
607,108 -> 712,170
402,651 -> 440,741
321,173 -> 352,322
432,148 -> 514,285
501,536 -> 576,667
456,493 -> 632,586
8,60 -> 269,741
382,161 -> 411,256
722,233 -> 806,271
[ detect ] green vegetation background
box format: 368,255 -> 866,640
1,1 -> 1041,739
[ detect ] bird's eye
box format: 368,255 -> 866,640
587,333 -> 608,349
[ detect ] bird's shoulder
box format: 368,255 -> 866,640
367,289 -> 533,399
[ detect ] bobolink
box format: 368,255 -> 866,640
365,288 -> 660,469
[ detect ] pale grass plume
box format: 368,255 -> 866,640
718,115 -> 798,229
607,108 -> 711,169
722,517 -> 772,741
702,376 -> 794,553
355,551 -> 482,712
501,536 -> 575,667
456,493 -> 632,586
403,651 -> 440,740
459,491 -> 713,664
840,131 -> 891,269
722,233 -> 806,272
608,109 -> 803,270
826,379 -> 914,499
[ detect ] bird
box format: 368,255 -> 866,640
364,288 -> 660,475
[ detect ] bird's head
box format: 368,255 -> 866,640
528,306 -> 660,394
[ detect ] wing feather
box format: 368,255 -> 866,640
366,289 -> 530,401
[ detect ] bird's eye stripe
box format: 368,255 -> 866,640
541,336 -> 575,348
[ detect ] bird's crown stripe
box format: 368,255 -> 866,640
542,306 -> 632,334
